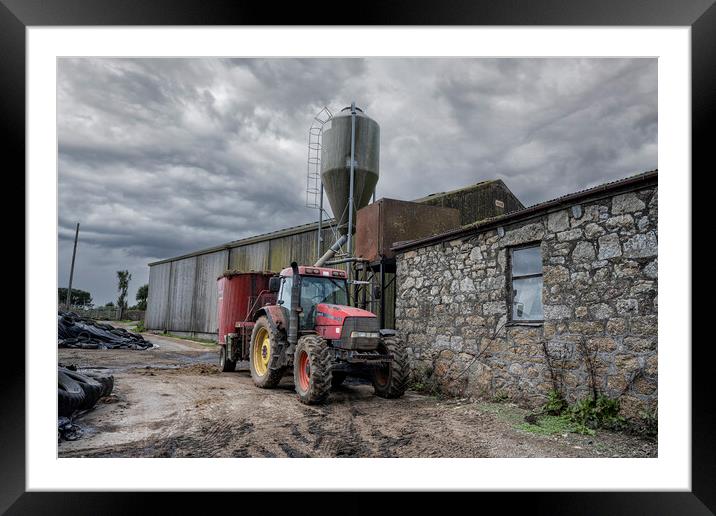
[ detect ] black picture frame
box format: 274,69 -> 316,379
4,0 -> 711,512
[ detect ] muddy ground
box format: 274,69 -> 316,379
58,329 -> 656,458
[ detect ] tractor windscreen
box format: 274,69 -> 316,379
299,276 -> 349,328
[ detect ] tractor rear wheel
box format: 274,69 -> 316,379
293,335 -> 332,405
219,345 -> 236,372
331,372 -> 347,388
249,316 -> 285,388
372,336 -> 408,399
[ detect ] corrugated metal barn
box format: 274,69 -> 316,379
146,179 -> 523,338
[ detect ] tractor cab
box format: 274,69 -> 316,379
272,266 -> 380,349
273,266 -> 348,328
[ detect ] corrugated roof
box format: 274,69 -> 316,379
148,219 -> 335,266
391,169 -> 658,252
410,179 -> 496,203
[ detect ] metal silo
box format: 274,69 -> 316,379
320,104 -> 380,238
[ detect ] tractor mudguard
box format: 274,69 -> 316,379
255,305 -> 286,334
255,306 -> 291,370
379,329 -> 397,337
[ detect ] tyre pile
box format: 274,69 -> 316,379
58,310 -> 152,350
58,365 -> 115,417
58,365 -> 115,441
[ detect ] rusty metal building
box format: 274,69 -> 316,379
145,179 -> 524,338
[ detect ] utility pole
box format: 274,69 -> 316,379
66,222 -> 80,310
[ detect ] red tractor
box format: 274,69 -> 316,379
218,262 -> 408,404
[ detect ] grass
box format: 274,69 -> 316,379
517,414 -> 595,436
163,333 -> 217,346
479,401 -> 528,426
130,324 -> 219,348
475,397 -> 596,436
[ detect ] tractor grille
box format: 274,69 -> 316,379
342,316 -> 380,350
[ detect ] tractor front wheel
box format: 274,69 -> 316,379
249,316 -> 285,388
372,336 -> 408,399
293,335 -> 332,405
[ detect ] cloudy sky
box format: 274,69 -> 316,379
58,57 -> 657,306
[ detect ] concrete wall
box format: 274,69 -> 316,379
395,184 -> 657,417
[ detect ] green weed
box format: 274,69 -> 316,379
568,395 -> 626,432
518,390 -> 623,436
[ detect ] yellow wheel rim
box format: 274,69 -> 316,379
253,327 -> 271,376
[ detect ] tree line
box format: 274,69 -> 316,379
59,270 -> 148,314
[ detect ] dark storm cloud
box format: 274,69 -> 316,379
58,57 -> 656,304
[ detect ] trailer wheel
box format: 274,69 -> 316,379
373,336 -> 408,399
294,335 -> 332,405
219,345 -> 236,372
249,316 -> 285,388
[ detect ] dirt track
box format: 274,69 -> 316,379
58,331 -> 656,458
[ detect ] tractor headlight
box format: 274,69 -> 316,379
350,331 -> 379,339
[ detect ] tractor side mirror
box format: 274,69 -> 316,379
268,276 -> 281,293
373,285 -> 382,299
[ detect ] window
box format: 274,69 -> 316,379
300,277 -> 349,309
299,276 -> 349,329
509,245 -> 543,322
278,275 -> 349,329
278,276 -> 292,308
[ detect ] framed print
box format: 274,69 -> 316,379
5,0 -> 712,512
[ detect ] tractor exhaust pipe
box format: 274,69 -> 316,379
288,261 -> 302,346
314,234 -> 347,267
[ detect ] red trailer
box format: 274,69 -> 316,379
216,271 -> 275,371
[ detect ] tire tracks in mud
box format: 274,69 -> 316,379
287,388 -> 419,458
60,339 -> 653,458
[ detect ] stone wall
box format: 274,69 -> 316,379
395,184 -> 657,417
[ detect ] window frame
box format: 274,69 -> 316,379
506,242 -> 545,325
